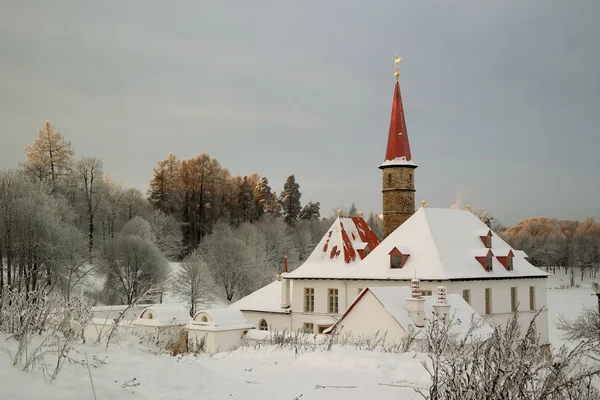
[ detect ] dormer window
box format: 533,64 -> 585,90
480,230 -> 493,248
507,254 -> 514,271
485,253 -> 493,271
389,247 -> 410,269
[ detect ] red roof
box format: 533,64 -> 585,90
383,80 -> 413,163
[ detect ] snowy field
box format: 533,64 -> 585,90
0,270 -> 598,400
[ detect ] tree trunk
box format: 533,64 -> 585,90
88,216 -> 94,253
0,241 -> 4,300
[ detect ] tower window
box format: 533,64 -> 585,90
390,254 -> 402,269
387,174 -> 392,184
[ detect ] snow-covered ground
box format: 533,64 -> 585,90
1,268 -> 597,399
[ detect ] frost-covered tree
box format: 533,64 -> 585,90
148,209 -> 183,260
23,121 -> 74,184
253,176 -> 273,220
419,311 -> 600,399
73,157 -> 104,252
280,175 -> 301,224
101,218 -> 168,304
171,250 -> 213,316
199,222 -> 252,301
367,212 -> 383,240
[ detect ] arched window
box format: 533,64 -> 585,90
147,312 -> 153,320
201,315 -> 208,323
259,319 -> 268,331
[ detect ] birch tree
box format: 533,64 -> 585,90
171,250 -> 214,316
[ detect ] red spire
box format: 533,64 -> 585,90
381,77 -> 415,167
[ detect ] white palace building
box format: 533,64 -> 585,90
231,60 -> 549,344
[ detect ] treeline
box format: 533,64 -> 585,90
0,122 -> 180,304
147,153 -> 325,253
500,216 -> 600,284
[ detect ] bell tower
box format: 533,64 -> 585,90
379,56 -> 417,238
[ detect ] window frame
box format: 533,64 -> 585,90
328,288 -> 339,314
303,322 -> 314,334
485,254 -> 493,271
485,288 -> 492,315
529,286 -> 535,311
507,256 -> 514,271
463,289 -> 471,305
259,319 -> 268,331
304,287 -> 315,313
390,254 -> 402,269
511,287 -> 518,313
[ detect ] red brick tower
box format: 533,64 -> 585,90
379,57 -> 417,238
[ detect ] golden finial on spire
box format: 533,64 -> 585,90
394,55 -> 401,80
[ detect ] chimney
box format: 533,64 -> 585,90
283,255 -> 289,273
432,286 -> 451,322
406,279 -> 426,327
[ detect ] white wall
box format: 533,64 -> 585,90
334,291 -> 407,343
188,329 -> 249,353
288,277 -> 549,344
241,311 -> 291,332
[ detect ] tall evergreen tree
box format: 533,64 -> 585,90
299,201 -> 320,220
279,175 -> 302,224
23,121 -> 74,184
253,176 -> 272,220
237,176 -> 254,223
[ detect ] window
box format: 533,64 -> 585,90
201,315 -> 208,323
486,235 -> 492,248
507,256 -> 514,271
485,254 -> 493,271
318,325 -> 329,334
529,286 -> 535,311
303,323 -> 314,333
328,288 -> 339,314
391,254 -> 402,269
147,312 -> 153,320
421,290 -> 432,296
511,287 -> 518,312
259,319 -> 268,331
463,289 -> 471,305
387,174 -> 392,184
363,249 -> 371,257
304,287 -> 315,312
485,288 -> 492,315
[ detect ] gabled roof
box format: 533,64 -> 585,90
287,208 -> 548,280
230,280 -> 292,314
380,78 -> 416,169
325,287 -> 493,341
286,216 -> 380,278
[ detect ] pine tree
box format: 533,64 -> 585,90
237,176 -> 254,223
23,121 -> 74,183
253,177 -> 272,220
279,175 -> 302,224
299,201 -> 320,220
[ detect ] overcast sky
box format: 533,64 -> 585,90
1,1 -> 598,225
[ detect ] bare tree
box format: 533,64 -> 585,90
171,250 -> 214,316
148,209 -> 183,260
73,157 -> 104,252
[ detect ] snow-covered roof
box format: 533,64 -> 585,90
288,208 -> 548,280
134,304 -> 191,327
188,308 -> 254,331
286,216 -> 380,278
379,157 -> 418,168
230,280 -> 291,314
325,286 -> 493,341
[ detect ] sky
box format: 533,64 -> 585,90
0,1 -> 598,226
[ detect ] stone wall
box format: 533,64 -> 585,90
381,166 -> 416,237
